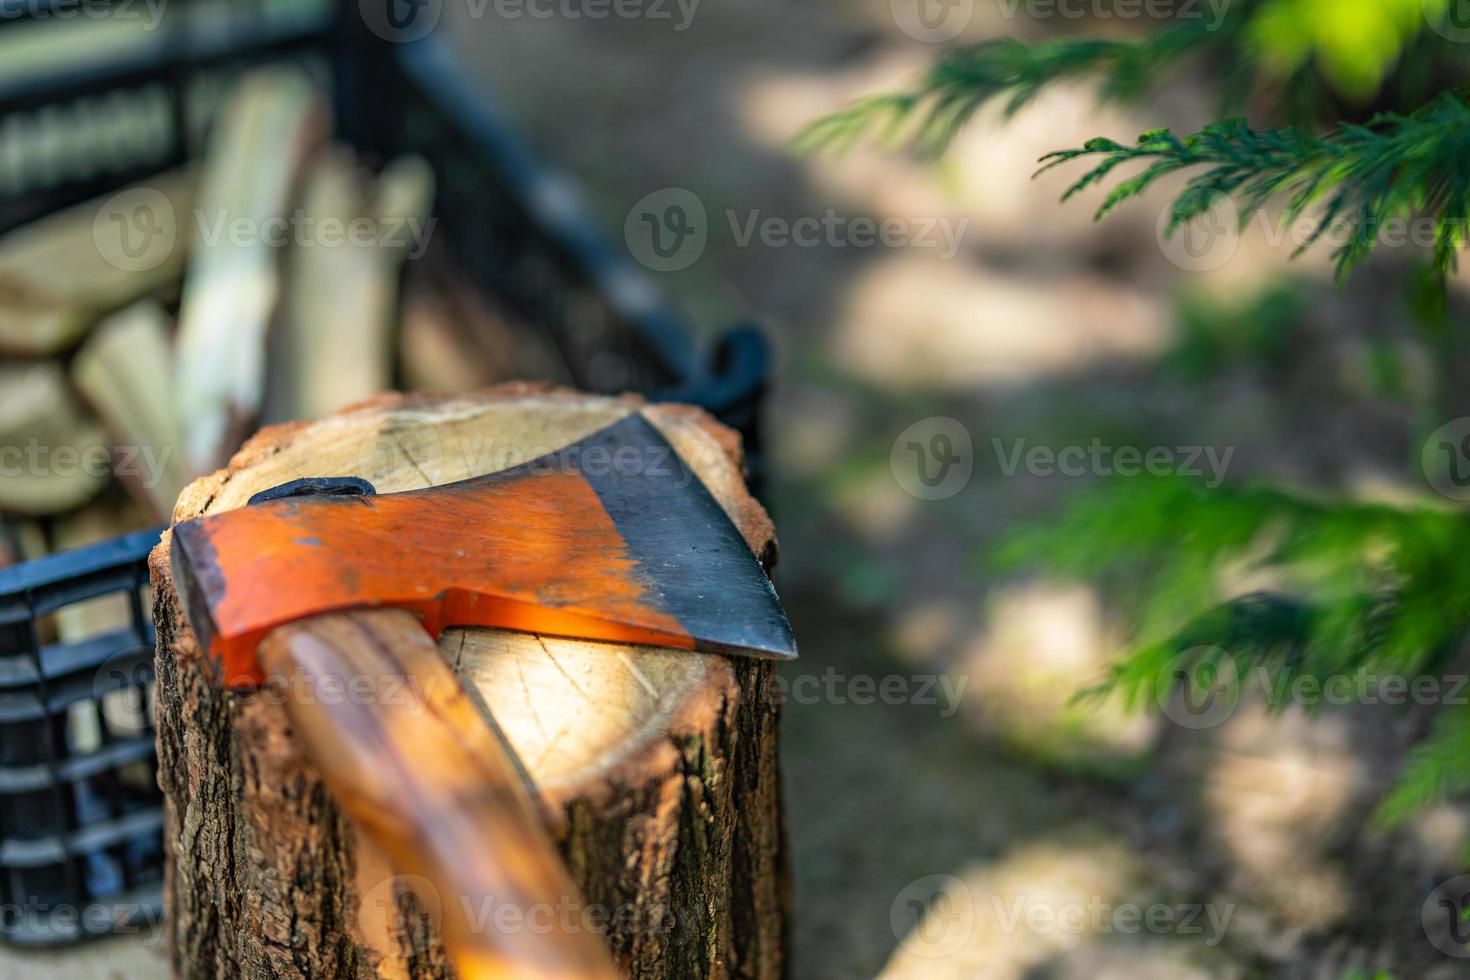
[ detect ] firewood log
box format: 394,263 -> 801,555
149,384 -> 787,980
72,300 -> 192,520
265,151 -> 433,423
0,362 -> 109,515
172,67 -> 327,473
0,169 -> 192,356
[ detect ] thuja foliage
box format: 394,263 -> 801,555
988,477 -> 1470,825
804,0 -> 1470,824
798,0 -> 1470,279
1039,96 -> 1470,283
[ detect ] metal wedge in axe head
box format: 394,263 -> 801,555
169,412 -> 796,980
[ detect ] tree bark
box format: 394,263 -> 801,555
149,383 -> 788,979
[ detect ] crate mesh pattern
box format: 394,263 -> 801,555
0,528 -> 164,946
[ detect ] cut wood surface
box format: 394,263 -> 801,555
72,300 -> 192,520
150,384 -> 787,980
172,66 -> 327,473
0,168 -> 192,356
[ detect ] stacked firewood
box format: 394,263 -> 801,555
0,65 -> 566,582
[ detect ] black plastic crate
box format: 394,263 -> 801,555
0,528 -> 162,946
0,0 -> 768,947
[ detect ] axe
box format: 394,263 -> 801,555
169,413 -> 796,979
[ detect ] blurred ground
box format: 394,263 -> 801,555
451,2 -> 1470,978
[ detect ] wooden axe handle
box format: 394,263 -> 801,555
258,608 -> 621,980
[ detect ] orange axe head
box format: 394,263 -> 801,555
170,413 -> 797,686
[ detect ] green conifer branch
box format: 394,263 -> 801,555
793,29 -> 1221,158
1039,93 -> 1470,280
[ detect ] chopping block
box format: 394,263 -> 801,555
148,384 -> 788,980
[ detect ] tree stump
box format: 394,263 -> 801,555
149,384 -> 788,979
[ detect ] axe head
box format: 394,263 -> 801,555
170,413 -> 796,686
